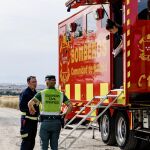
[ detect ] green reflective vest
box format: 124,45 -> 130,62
40,89 -> 63,115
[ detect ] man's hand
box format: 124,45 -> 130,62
60,111 -> 66,116
28,98 -> 39,115
60,103 -> 72,126
60,102 -> 73,116
62,103 -> 73,116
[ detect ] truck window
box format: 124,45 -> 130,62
74,17 -> 83,38
138,0 -> 150,20
86,12 -> 97,33
101,11 -> 108,28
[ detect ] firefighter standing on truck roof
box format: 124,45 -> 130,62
19,76 -> 39,150
28,75 -> 73,150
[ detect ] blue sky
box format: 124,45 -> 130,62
0,0 -> 82,84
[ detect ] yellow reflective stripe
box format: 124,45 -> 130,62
117,91 -> 125,105
65,84 -> 70,99
100,83 -> 109,103
21,112 -> 26,115
75,84 -> 81,100
25,116 -> 38,120
21,112 -> 38,120
86,83 -> 93,101
21,133 -> 28,138
41,91 -> 45,112
59,92 -> 64,110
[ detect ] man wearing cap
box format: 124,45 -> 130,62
19,76 -> 39,150
28,75 -> 72,150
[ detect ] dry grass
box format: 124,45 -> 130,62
0,96 -> 19,109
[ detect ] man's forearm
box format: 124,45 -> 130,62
65,103 -> 73,115
32,98 -> 40,106
28,98 -> 40,114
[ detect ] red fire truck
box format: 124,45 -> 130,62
58,0 -> 150,149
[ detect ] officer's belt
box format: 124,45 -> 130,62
21,112 -> 38,121
40,115 -> 61,121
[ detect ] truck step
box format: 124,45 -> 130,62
90,124 -> 99,129
86,105 -> 106,108
65,124 -> 86,129
107,95 -> 118,98
86,105 -> 96,108
94,96 -> 107,99
65,124 -> 75,129
111,89 -> 124,92
135,128 -> 150,134
76,115 -> 96,118
98,106 -> 107,108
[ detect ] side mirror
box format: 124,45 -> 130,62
94,8 -> 105,20
70,22 -> 77,32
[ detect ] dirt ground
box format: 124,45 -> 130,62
0,107 -> 120,150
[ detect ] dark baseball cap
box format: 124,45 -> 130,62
45,75 -> 56,81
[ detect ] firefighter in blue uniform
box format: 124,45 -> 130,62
28,75 -> 72,150
19,76 -> 39,150
106,19 -> 123,89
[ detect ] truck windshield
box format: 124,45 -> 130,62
138,0 -> 150,20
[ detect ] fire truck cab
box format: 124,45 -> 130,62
59,0 -> 150,149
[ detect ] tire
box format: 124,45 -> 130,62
100,111 -> 116,145
115,112 -> 138,150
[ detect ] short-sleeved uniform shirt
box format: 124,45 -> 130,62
34,87 -> 70,106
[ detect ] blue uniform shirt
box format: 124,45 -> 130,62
19,87 -> 40,117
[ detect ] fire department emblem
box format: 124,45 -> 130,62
139,34 -> 150,62
59,34 -> 71,84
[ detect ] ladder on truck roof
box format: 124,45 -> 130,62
59,89 -> 124,149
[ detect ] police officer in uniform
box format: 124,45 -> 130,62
19,76 -> 39,150
28,75 -> 72,150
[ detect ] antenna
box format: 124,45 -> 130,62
101,4 -> 109,18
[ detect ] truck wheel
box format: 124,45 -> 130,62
100,111 -> 116,145
115,112 -> 137,150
